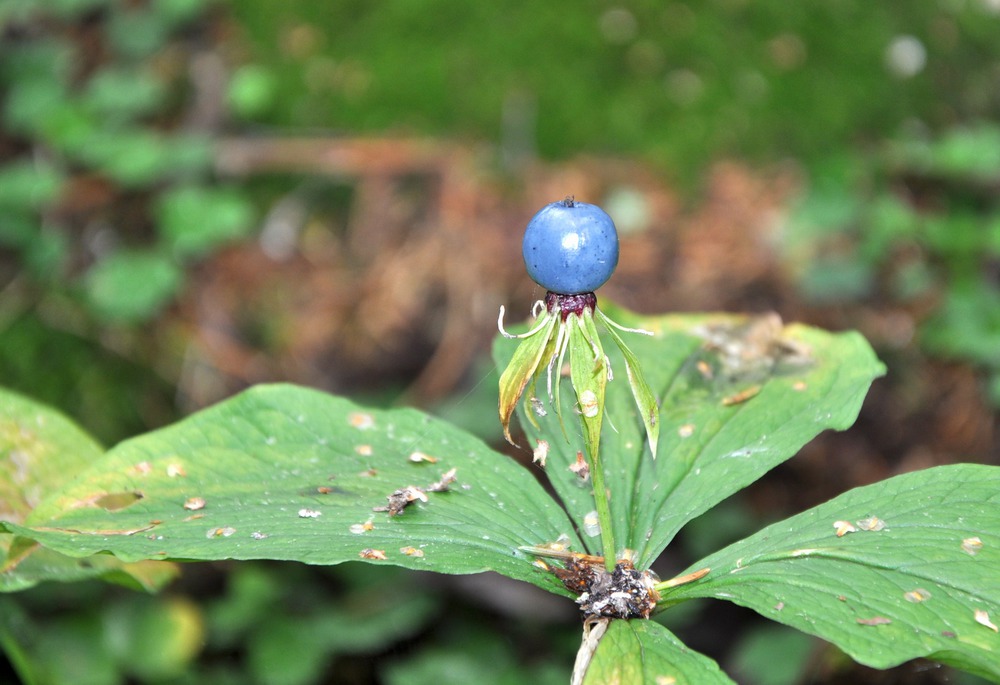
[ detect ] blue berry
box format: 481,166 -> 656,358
522,199 -> 619,295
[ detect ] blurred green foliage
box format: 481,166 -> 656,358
230,0 -> 1000,176
786,124 -> 1000,405
0,0 -> 255,326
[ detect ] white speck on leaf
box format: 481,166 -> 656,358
166,463 -> 186,478
583,510 -> 601,537
183,497 -> 206,511
251,531 -> 268,540
580,390 -> 599,418
833,520 -> 857,537
975,609 -> 999,632
533,440 -> 549,467
298,508 -> 321,518
207,526 -> 236,538
408,451 -> 438,464
678,424 -> 695,438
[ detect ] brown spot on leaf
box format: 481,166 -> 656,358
359,548 -> 387,560
722,385 -> 761,406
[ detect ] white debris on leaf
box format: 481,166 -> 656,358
962,537 -> 983,556
856,516 -> 886,532
298,508 -> 322,518
975,609 -> 999,633
833,520 -> 857,537
533,439 -> 549,467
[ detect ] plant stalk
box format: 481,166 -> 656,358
585,443 -> 617,572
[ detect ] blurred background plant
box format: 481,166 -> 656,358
1,0 -> 999,683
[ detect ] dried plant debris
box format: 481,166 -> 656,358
373,469 -> 458,516
523,546 -> 660,619
696,313 -> 813,384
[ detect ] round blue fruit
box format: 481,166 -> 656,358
522,199 -> 619,294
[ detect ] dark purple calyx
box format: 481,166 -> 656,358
545,291 -> 596,321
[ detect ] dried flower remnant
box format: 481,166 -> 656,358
359,548 -> 387,560
833,520 -> 857,537
962,537 -> 983,556
975,609 -> 999,633
183,497 -> 206,511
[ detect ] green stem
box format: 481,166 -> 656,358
586,443 -> 617,572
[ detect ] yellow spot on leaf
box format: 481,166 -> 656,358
678,424 -> 695,438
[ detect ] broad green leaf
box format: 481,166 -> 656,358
581,619 -> 734,685
494,308 -> 885,566
0,387 -> 177,592
1,384 -> 579,596
661,464 -> 1000,681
